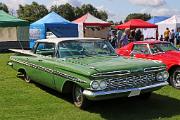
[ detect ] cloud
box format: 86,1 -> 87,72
2,0 -> 25,10
129,0 -> 166,7
97,5 -> 115,17
96,5 -> 117,21
140,7 -> 180,16
2,0 -> 82,10
51,0 -> 82,7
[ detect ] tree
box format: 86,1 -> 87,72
97,10 -> 108,21
125,13 -> 151,22
0,2 -> 9,13
50,3 -> 109,21
74,7 -> 83,19
80,4 -> 98,16
17,2 -> 48,23
50,3 -> 75,21
78,4 -> 108,21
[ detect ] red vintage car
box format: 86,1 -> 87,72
116,40 -> 180,89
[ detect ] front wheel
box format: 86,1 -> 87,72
72,84 -> 89,109
170,68 -> 180,89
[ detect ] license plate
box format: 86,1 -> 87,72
128,90 -> 141,97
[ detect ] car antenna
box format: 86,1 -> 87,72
18,40 -> 24,50
18,29 -> 24,50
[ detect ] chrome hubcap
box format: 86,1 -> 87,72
25,75 -> 31,83
174,72 -> 180,87
75,86 -> 83,104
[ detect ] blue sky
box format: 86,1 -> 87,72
2,0 -> 180,22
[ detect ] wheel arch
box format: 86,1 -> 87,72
168,65 -> 180,75
61,81 -> 87,94
18,68 -> 27,75
61,81 -> 75,94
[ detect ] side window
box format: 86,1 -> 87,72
35,43 -> 55,57
132,44 -> 150,54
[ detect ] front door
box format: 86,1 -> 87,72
30,42 -> 56,89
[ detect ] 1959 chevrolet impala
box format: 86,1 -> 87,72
9,38 -> 169,108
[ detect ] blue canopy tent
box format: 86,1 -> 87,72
147,16 -> 170,24
29,12 -> 78,48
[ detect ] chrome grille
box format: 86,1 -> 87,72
106,73 -> 156,90
92,70 -> 130,77
144,66 -> 166,72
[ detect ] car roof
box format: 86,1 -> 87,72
36,37 -> 103,44
133,40 -> 170,44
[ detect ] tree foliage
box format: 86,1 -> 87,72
50,3 -> 108,21
17,2 -> 108,22
17,2 -> 48,23
97,10 -> 108,21
0,2 -> 9,13
80,4 -> 108,21
50,3 -> 75,21
125,13 -> 151,22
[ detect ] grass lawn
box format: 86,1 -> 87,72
0,53 -> 180,120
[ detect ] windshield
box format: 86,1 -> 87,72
149,43 -> 178,54
58,40 -> 116,58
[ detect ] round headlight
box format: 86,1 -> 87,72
99,81 -> 107,90
91,81 -> 99,90
162,71 -> 169,80
156,72 -> 163,81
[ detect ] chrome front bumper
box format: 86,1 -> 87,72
83,81 -> 169,100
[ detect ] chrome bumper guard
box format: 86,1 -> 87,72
83,81 -> 169,100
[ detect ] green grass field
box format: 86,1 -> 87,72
1,53 -> 180,120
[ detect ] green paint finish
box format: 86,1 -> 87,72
10,39 -> 168,100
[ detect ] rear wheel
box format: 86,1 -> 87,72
24,73 -> 31,83
170,68 -> 180,89
17,70 -> 31,83
72,84 -> 89,109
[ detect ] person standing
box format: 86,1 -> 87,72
169,29 -> 175,44
119,28 -> 130,47
110,30 -> 118,48
135,29 -> 142,41
117,30 -> 122,48
156,29 -> 159,40
164,28 -> 170,41
175,28 -> 180,46
129,29 -> 136,42
160,35 -> 164,41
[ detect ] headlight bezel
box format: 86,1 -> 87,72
90,80 -> 107,90
91,80 -> 99,90
156,71 -> 169,81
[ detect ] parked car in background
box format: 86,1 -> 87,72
9,38 -> 168,109
116,40 -> 180,89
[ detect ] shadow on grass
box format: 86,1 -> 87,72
34,82 -> 180,120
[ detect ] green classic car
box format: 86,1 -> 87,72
9,38 -> 169,108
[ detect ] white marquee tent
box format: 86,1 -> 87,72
156,15 -> 180,36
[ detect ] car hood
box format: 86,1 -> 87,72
152,52 -> 180,64
58,56 -> 165,77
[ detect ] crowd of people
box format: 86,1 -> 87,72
160,28 -> 180,46
109,27 -> 180,49
108,28 -> 144,48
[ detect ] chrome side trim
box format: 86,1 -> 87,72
83,82 -> 168,99
11,58 -> 87,83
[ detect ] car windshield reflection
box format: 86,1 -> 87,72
149,43 -> 178,54
58,40 -> 116,58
